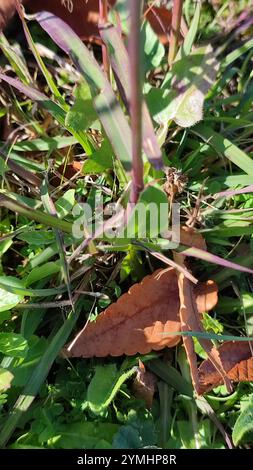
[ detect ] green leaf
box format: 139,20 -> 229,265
8,336 -> 48,387
177,420 -> 212,449
148,45 -> 218,128
113,420 -> 156,449
55,421 -> 119,449
179,0 -> 201,57
25,262 -> 61,287
0,287 -> 23,312
82,140 -> 113,174
0,333 -> 28,358
0,368 -> 14,392
142,20 -> 165,73
194,124 -> 253,175
36,12 -> 133,171
55,189 -> 76,218
65,79 -> 99,131
0,34 -> 31,84
0,311 -> 11,325
17,231 -> 55,246
120,185 -> 169,239
232,398 -> 253,446
87,363 -> 137,415
13,135 -> 78,152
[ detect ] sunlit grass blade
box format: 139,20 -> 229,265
35,11 -> 132,172
0,73 -> 91,155
178,0 -> 201,57
162,331 -> 253,342
40,179 -> 74,308
0,193 -> 73,233
0,302 -> 81,447
193,123 -> 253,175
180,245 -> 253,275
15,0 -> 67,109
0,33 -> 32,84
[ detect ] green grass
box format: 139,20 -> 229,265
0,0 -> 253,450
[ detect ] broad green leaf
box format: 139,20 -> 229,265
0,333 -> 28,358
8,336 -> 48,387
82,140 -> 113,174
87,364 -> 137,415
0,287 -> 23,312
25,262 -> 61,287
148,45 -> 218,128
55,422 -> 119,449
120,185 -> 169,239
0,368 -> 14,392
142,20 -> 165,73
0,312 -> 11,325
232,398 -> 253,445
177,420 -> 212,449
17,231 -> 55,246
113,420 -> 156,449
65,80 -> 99,131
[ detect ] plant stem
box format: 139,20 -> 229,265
129,0 -> 144,204
168,0 -> 183,67
99,0 -> 110,77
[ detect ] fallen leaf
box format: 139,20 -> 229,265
198,341 -> 253,394
66,267 -> 218,358
50,161 -> 82,186
132,361 -> 157,409
180,226 -> 207,251
144,6 -> 172,45
174,228 -> 232,394
1,0 -> 172,44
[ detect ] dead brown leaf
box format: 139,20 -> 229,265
198,341 -> 253,394
66,267 -> 218,359
1,0 -> 173,44
174,228 -> 233,395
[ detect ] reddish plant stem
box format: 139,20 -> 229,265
129,0 -> 144,205
168,0 -> 183,67
99,0 -> 109,76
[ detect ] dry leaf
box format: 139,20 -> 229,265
1,0 -> 172,44
132,361 -> 157,409
180,226 -> 207,251
199,341 -> 253,394
66,267 -> 218,358
174,228 -> 232,394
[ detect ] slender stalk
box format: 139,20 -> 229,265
129,0 -> 144,204
0,194 -> 73,233
168,0 -> 183,67
99,0 -> 110,77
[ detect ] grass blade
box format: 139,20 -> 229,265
193,123 -> 253,175
35,11 -> 133,172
